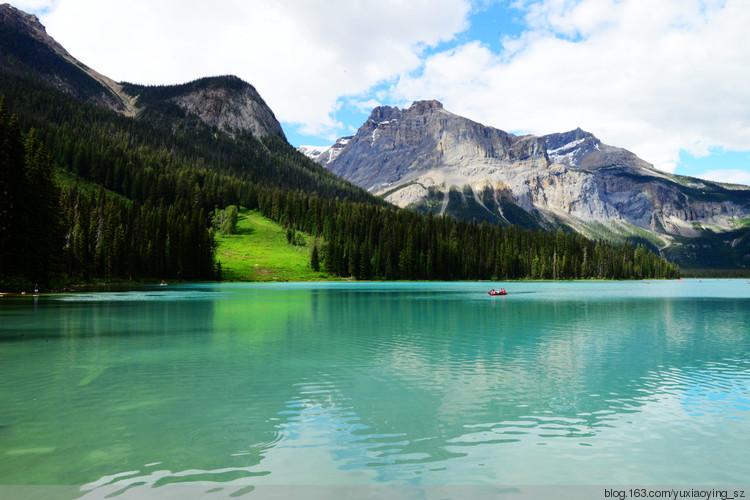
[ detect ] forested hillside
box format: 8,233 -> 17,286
252,189 -> 680,281
0,73 -> 380,204
0,98 -> 214,289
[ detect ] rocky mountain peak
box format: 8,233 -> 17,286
364,100 -> 447,125
298,136 -> 353,166
408,100 -> 444,114
544,127 -> 594,150
543,128 -> 601,168
543,128 -> 658,174
167,76 -> 286,140
313,100 -> 549,195
367,105 -> 401,123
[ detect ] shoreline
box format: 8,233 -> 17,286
4,277 -> 747,297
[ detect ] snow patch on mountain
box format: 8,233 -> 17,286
298,145 -> 331,161
298,136 -> 352,166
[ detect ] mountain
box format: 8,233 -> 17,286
0,3 -> 135,114
302,101 -> 750,268
0,3 -> 285,140
0,3 -> 377,201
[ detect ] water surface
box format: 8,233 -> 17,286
1,280 -> 749,496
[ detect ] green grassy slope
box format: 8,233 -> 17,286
215,208 -> 335,282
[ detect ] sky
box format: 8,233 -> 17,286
12,0 -> 750,186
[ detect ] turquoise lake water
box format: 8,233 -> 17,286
1,280 -> 749,497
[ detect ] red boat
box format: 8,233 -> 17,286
487,289 -> 507,296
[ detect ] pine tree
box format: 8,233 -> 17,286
310,243 -> 320,272
23,129 -> 63,285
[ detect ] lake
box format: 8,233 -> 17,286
1,280 -> 749,499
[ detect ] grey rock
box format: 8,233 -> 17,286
170,78 -> 285,140
322,100 -> 549,194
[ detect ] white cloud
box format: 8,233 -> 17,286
696,169 -> 750,187
391,0 -> 750,174
34,0 -> 471,139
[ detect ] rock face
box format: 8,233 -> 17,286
175,86 -> 281,138
303,101 -> 750,252
324,100 -> 549,194
141,76 -> 286,140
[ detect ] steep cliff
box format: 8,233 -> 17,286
123,76 -> 286,140
325,100 -> 549,194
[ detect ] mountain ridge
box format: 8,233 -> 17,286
0,3 -> 135,114
301,100 -> 750,267
0,3 -> 283,141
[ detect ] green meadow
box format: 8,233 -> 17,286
215,208 -> 335,282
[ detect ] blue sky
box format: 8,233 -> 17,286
15,0 -> 750,186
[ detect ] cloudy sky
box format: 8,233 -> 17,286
14,0 -> 750,185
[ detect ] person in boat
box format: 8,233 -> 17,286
490,288 -> 497,294
500,288 -> 506,294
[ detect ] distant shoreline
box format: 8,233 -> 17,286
4,276 -> 749,297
